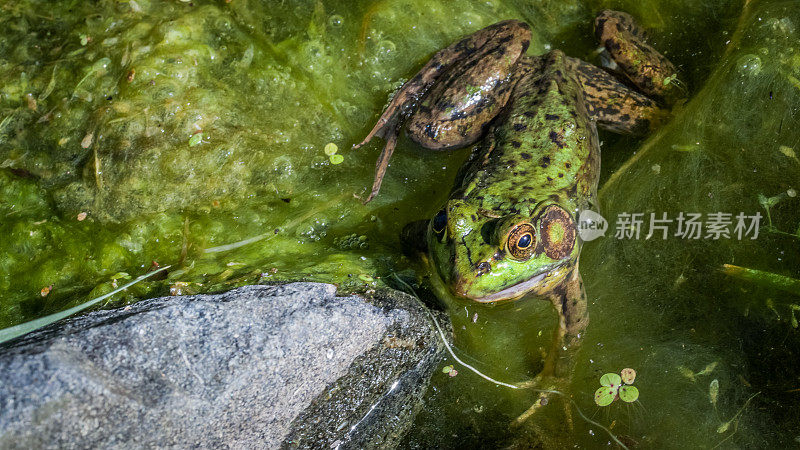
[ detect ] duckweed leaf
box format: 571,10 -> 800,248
621,368 -> 636,385
324,142 -> 338,156
678,365 -> 696,382
618,385 -> 639,403
330,154 -> 344,164
189,132 -> 203,147
697,361 -> 718,376
709,379 -> 719,405
594,386 -> 617,406
600,373 -> 622,388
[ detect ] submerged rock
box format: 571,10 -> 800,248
0,283 -> 449,449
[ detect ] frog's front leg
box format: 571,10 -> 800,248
514,264 -> 588,425
355,20 -> 531,202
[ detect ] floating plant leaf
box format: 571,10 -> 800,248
189,132 -> 203,147
324,142 -> 338,156
618,385 -> 639,403
442,364 -> 453,374
621,368 -> 636,385
678,365 -> 697,381
600,373 -> 622,388
709,379 -> 719,405
697,362 -> 718,376
594,386 -> 617,407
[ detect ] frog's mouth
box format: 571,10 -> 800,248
461,260 -> 573,303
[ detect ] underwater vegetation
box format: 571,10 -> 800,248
1,0 -> 799,447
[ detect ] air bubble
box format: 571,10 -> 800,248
328,15 -> 344,28
737,54 -> 762,76
376,40 -> 396,59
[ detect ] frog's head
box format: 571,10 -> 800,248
427,199 -> 579,302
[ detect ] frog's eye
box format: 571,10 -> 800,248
539,205 -> 576,260
431,208 -> 447,239
505,222 -> 537,261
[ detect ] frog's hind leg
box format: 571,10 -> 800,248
354,20 -> 531,202
594,10 -> 687,105
513,264 -> 588,425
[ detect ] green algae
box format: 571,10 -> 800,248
0,0 -> 799,447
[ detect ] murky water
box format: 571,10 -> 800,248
1,0 -> 798,446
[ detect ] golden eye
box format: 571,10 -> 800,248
539,205 -> 576,260
505,222 -> 536,261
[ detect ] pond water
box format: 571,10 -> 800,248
1,0 -> 799,447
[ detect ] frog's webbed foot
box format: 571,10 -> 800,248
513,265 -> 588,426
360,129 -> 398,203
512,377 -> 573,430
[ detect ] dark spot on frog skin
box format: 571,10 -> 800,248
546,176 -> 553,182
549,130 -> 565,148
524,110 -> 536,117
540,156 -> 551,168
281,198 -> 291,203
565,162 -> 572,169
511,140 -> 522,148
424,124 -> 437,139
513,123 -> 527,131
475,261 -> 491,276
545,114 -> 560,120
461,236 -> 474,265
520,152 -> 532,160
558,173 -> 564,178
568,184 -> 578,197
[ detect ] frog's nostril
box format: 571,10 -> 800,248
475,262 -> 491,276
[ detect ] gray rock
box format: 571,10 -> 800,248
0,283 -> 449,449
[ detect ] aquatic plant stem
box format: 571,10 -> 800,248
0,265 -> 170,344
721,264 -> 800,297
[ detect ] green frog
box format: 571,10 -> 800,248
355,10 -> 685,417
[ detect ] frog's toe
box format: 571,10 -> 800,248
512,375 -> 572,426
512,391 -> 552,426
